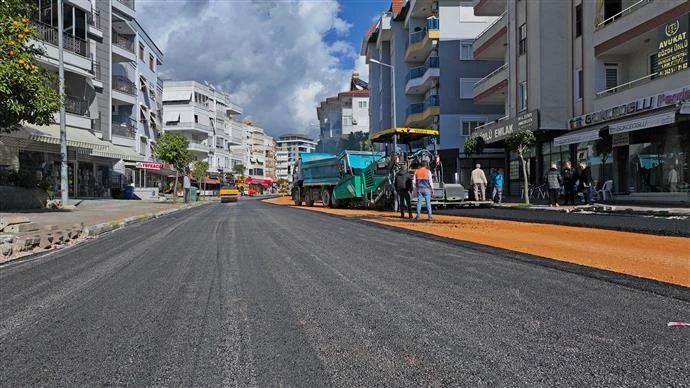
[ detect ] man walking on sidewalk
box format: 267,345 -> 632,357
413,161 -> 433,220
492,168 -> 504,203
183,171 -> 191,204
471,164 -> 488,201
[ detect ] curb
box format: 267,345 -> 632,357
0,201 -> 210,265
493,203 -> 690,217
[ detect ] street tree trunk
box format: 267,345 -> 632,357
519,147 -> 530,205
173,171 -> 179,203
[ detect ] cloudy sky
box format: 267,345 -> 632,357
138,0 -> 390,138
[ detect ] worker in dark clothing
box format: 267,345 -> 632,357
395,165 -> 413,219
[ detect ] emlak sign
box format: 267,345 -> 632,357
568,85 -> 690,129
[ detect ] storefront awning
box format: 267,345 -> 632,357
162,90 -> 192,102
15,123 -> 110,150
608,110 -> 677,135
553,127 -> 602,146
91,143 -> 144,161
202,177 -> 221,185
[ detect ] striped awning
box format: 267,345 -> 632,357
91,143 -> 144,161
20,123 -> 110,150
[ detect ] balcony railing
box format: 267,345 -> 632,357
112,117 -> 137,139
407,56 -> 440,82
112,75 -> 136,95
115,0 -> 135,10
474,63 -> 508,89
165,121 -> 212,132
477,11 -> 507,38
409,17 -> 440,45
406,95 -> 439,116
88,10 -> 101,30
112,32 -> 134,52
92,61 -> 102,81
595,73 -> 658,98
596,0 -> 652,29
33,21 -> 89,57
64,94 -> 89,116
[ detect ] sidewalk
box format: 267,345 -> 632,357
0,199 -> 211,264
491,196 -> 690,217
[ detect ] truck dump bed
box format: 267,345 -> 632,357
298,152 -> 340,186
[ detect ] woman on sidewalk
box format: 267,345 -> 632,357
546,163 -> 563,207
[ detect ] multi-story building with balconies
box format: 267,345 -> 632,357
161,80 -> 243,177
275,134 -> 317,182
471,0 -> 689,202
362,0 -> 503,184
316,87 -> 370,153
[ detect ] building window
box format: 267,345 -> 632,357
650,53 -> 659,79
575,5 -> 582,37
518,23 -> 527,55
460,41 -> 474,60
139,43 -> 144,60
459,78 -> 479,99
575,69 -> 583,101
462,121 -> 485,136
603,0 -> 622,22
605,63 -> 619,90
519,82 -> 527,111
358,101 -> 367,108
149,54 -> 155,71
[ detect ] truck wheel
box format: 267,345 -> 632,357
322,189 -> 331,207
306,191 -> 314,207
331,191 -> 340,208
293,190 -> 302,206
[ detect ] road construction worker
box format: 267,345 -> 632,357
413,161 -> 433,221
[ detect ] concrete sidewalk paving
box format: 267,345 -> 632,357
486,197 -> 690,217
0,199 -> 212,264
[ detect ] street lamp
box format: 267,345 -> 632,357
369,58 -> 397,154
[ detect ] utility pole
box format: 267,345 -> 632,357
58,0 -> 68,205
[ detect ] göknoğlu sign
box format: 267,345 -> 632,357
657,13 -> 689,77
472,110 -> 539,144
568,84 -> 690,129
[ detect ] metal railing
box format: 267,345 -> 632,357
407,56 -> 440,82
406,95 -> 439,116
596,0 -> 652,29
91,61 -> 102,81
88,10 -> 101,30
115,0 -> 135,10
475,115 -> 509,131
112,31 -> 134,52
33,21 -> 89,57
595,72 -> 658,97
476,11 -> 507,39
474,63 -> 508,89
409,17 -> 440,45
64,94 -> 89,116
112,117 -> 137,139
112,75 -> 136,95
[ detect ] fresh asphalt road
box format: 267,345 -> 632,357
1,200 -> 688,387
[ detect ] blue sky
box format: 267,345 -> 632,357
139,0 -> 392,137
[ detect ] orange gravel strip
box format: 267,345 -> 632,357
264,196 -> 690,287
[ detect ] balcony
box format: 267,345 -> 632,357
473,0 -> 506,16
113,0 -> 136,19
188,141 -> 210,154
164,121 -> 213,135
87,10 -> 103,40
404,95 -> 440,127
593,68 -> 690,112
473,63 -> 508,105
112,32 -> 136,62
112,76 -> 136,105
405,56 -> 440,95
64,95 -> 89,116
594,0 -> 684,52
33,20 -> 89,58
473,11 -> 507,60
112,117 -> 137,139
405,17 -> 440,62
91,61 -> 103,89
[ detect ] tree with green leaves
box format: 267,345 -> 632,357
232,163 -> 246,178
342,131 -> 372,151
191,160 -> 209,199
155,133 -> 192,202
506,129 -> 536,205
593,135 -> 612,180
0,0 -> 61,133
463,135 -> 486,157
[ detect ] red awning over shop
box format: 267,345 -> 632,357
245,176 -> 273,188
202,177 -> 221,185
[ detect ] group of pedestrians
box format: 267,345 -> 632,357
547,160 -> 594,206
395,161 -> 433,221
470,164 -> 504,203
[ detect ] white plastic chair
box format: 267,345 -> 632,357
598,180 -> 614,201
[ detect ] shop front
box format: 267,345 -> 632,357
563,85 -> 690,203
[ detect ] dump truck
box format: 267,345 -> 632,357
369,127 -> 467,207
291,150 -> 391,208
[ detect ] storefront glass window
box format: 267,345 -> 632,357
627,123 -> 689,193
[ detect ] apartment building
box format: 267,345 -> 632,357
1,0 -> 161,199
316,87 -> 370,153
472,0 -> 689,202
275,134 -> 317,182
362,0 -> 504,183
161,80 -> 244,176
264,138 -> 277,181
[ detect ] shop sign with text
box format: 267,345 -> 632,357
472,110 -> 539,144
568,84 -> 690,129
657,13 -> 689,78
136,162 -> 162,170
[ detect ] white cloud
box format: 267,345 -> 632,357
137,0 -> 360,138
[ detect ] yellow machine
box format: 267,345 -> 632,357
219,186 -> 239,203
